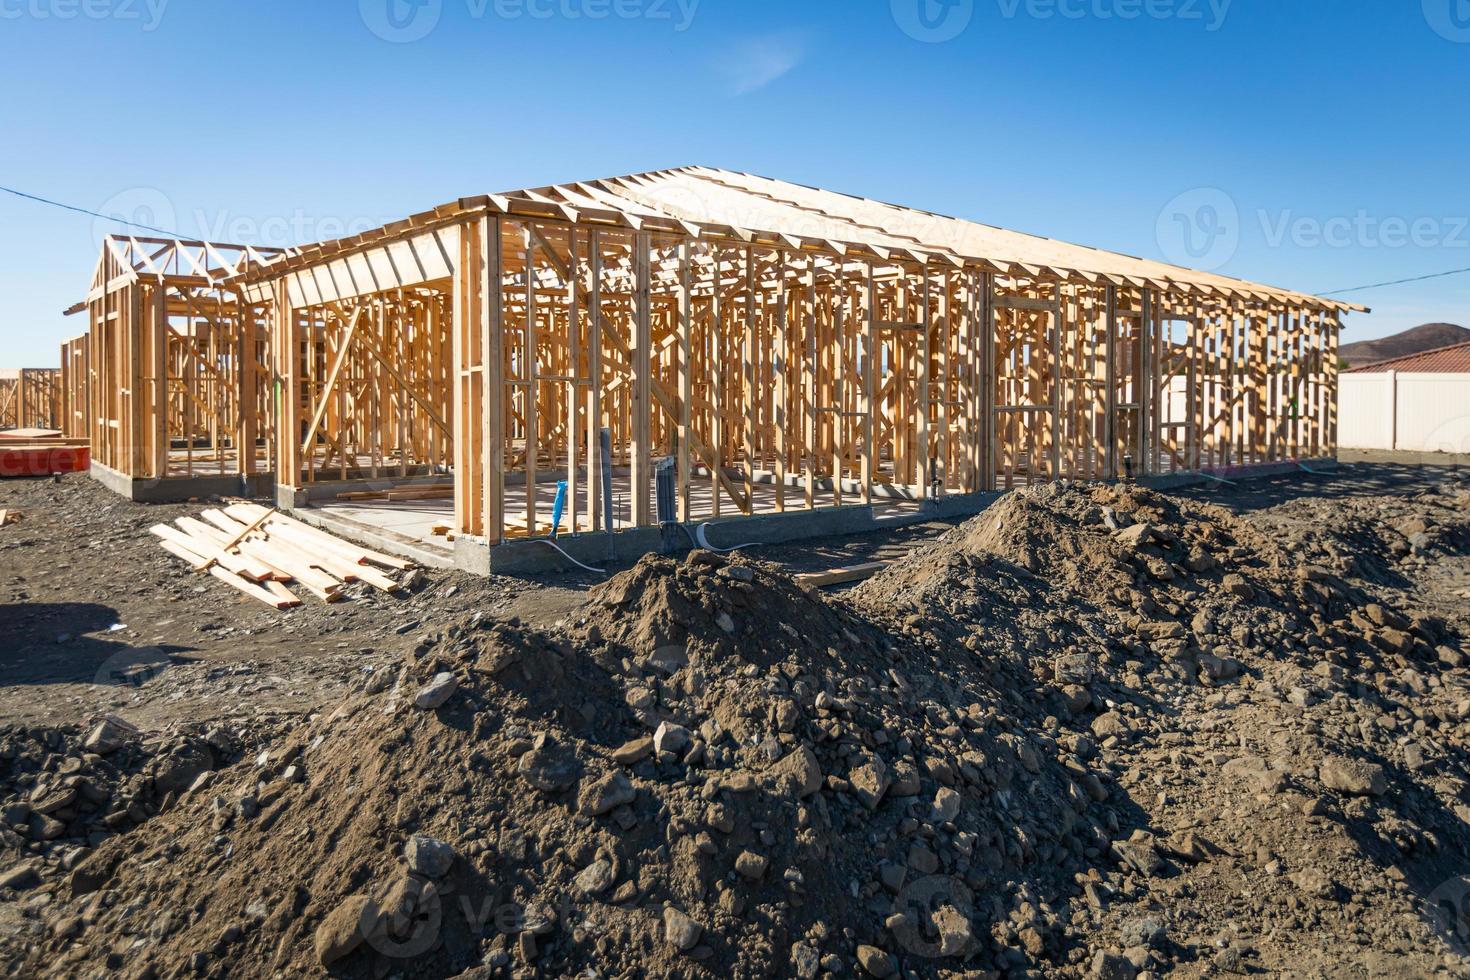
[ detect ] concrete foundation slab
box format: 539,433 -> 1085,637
1142,457 -> 1337,491
286,502 -> 457,570
276,457 -> 1340,576
454,491 -> 1003,576
91,459 -> 275,503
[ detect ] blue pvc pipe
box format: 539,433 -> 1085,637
550,481 -> 567,538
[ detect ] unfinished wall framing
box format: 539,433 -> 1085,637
0,368 -> 62,430
225,167 -> 1359,561
59,335 -> 89,439
64,236 -> 282,489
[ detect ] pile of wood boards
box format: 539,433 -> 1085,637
0,508 -> 19,527
151,503 -> 412,609
335,483 -> 453,502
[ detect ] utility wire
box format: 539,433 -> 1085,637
6,180 -> 1469,299
0,183 -> 186,238
1319,265 -> 1470,297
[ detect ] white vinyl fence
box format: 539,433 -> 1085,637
1338,371 -> 1470,454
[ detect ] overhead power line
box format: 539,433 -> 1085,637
5,180 -> 1469,301
1320,265 -> 1470,297
0,183 -> 185,238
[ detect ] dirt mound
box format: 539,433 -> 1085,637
1245,484 -> 1470,590
23,553 -> 1119,979
0,717 -> 270,899
852,481 -> 1470,976
856,481 -> 1246,601
11,482 -> 1470,979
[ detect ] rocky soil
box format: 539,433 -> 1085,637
1,463 -> 1468,978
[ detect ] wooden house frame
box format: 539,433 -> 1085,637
63,236 -> 284,490
0,368 -> 62,430
59,335 -> 89,439
217,167 -> 1362,563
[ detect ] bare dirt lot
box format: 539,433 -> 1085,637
1,457 -> 1468,979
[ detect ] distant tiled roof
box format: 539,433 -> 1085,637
1347,339 -> 1470,373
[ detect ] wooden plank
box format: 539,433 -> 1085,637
263,579 -> 303,606
235,540 -> 343,600
150,523 -> 274,582
862,262 -> 876,505
191,506 -> 275,572
676,240 -> 692,520
484,217 -> 506,542
632,231 -> 652,526
158,537 -> 209,567
301,307 -> 364,454
743,246 -> 757,513
158,536 -> 296,609
773,249 -> 787,512
585,226 -> 602,531
207,564 -> 298,609
793,560 -> 888,588
226,502 -> 414,570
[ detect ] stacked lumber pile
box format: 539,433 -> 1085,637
335,483 -> 453,502
150,503 -> 412,609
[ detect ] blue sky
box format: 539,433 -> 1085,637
1,0 -> 1467,365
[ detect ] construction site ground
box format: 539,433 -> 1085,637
1,452 -> 1468,978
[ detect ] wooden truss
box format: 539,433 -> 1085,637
67,168 -> 1360,543
62,236 -> 283,479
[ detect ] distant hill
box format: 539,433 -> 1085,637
1340,322 -> 1470,367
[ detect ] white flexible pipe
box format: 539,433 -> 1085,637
533,538 -> 606,574
694,522 -> 760,553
